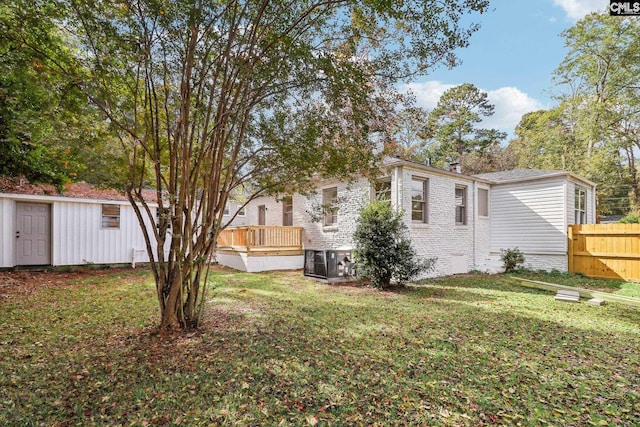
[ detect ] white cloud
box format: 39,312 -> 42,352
484,86 -> 544,133
401,81 -> 544,137
551,0 -> 604,20
400,81 -> 455,110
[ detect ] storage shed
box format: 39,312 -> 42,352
0,179 -> 160,268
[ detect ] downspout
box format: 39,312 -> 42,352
591,183 -> 597,223
394,165 -> 402,213
472,179 -> 477,269
563,181 -> 568,252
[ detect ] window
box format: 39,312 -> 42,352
102,204 -> 120,229
323,187 -> 338,226
411,178 -> 428,223
575,187 -> 586,224
455,186 -> 467,225
282,196 -> 293,226
237,205 -> 246,217
478,188 -> 489,217
223,203 -> 230,216
374,180 -> 391,202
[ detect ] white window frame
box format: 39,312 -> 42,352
575,187 -> 586,224
101,204 -> 121,229
478,188 -> 489,218
455,185 -> 467,226
373,179 -> 391,203
282,196 -> 293,226
237,204 -> 246,217
322,187 -> 338,227
223,203 -> 230,216
411,177 -> 428,223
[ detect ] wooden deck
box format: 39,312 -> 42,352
217,226 -> 304,256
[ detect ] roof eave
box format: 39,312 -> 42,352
485,171 -> 597,187
383,157 -> 492,184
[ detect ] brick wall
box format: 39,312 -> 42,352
296,178 -> 370,250
398,167 -> 487,277
244,167 -> 493,277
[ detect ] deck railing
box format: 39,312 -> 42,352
217,226 -> 303,252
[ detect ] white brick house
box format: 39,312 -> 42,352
220,158 -> 597,276
0,161 -> 597,275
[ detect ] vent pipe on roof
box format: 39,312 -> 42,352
449,162 -> 461,174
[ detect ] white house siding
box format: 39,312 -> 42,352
245,196 -> 288,226
224,166 -> 597,276
51,200 -> 154,266
474,186 -> 493,273
0,193 -> 164,268
0,198 -> 15,267
242,178 -> 370,249
222,202 -> 250,227
489,177 -> 569,271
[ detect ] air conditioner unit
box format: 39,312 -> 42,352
303,249 -> 355,280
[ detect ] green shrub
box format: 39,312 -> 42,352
500,247 -> 525,273
619,211 -> 640,224
353,200 -> 435,289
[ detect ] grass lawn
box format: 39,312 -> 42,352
1,268 -> 639,426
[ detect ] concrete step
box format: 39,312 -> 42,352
555,289 -> 580,302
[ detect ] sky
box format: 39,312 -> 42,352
401,0 -> 606,139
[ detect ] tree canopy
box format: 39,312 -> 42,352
509,13 -> 640,215
422,83 -> 506,170
0,2 -> 128,189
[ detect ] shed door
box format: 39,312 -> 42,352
16,202 -> 51,265
257,205 -> 266,246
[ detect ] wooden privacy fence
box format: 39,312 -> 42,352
568,224 -> 640,281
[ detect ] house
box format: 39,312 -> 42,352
474,169 -> 597,271
1,160 -> 597,275
0,178 -> 162,268
217,158 -> 597,275
222,199 -> 250,227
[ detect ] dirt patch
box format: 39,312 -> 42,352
0,267 -> 148,296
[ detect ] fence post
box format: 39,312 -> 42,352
568,225 -> 574,274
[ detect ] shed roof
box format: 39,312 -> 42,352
0,177 -> 157,202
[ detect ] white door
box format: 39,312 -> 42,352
16,202 -> 51,265
257,205 -> 266,246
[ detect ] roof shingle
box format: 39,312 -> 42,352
0,177 -> 157,202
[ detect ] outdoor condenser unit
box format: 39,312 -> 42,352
303,249 -> 355,280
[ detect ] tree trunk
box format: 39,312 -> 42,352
160,275 -> 184,331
